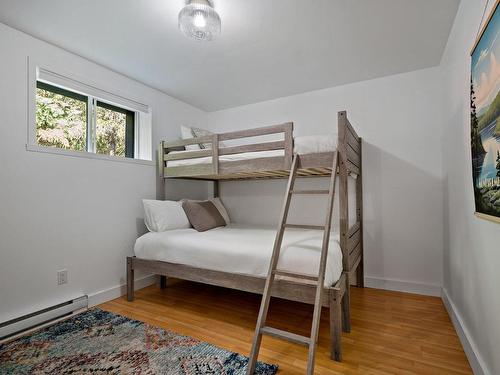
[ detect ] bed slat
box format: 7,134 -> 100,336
347,231 -> 361,255
284,224 -> 325,230
274,269 -> 319,282
164,164 -> 214,177
347,143 -> 360,168
219,141 -> 285,156
347,222 -> 360,238
218,156 -> 286,174
164,149 -> 212,161
164,135 -> 213,149
346,160 -> 360,175
346,129 -> 360,154
219,123 -> 292,141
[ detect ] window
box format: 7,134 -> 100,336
35,81 -> 136,159
96,101 -> 135,158
36,82 -> 88,152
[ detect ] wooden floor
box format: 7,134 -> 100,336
100,280 -> 472,374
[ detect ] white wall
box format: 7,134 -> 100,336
441,1 -> 500,374
0,22 -> 205,322
204,67 -> 445,296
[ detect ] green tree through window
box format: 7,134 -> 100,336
96,101 -> 135,158
35,82 -> 135,158
36,83 -> 87,151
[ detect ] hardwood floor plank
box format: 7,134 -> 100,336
99,280 -> 471,374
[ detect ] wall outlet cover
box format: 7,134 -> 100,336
57,270 -> 68,285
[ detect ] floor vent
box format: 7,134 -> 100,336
0,296 -> 88,341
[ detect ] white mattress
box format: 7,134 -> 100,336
167,133 -> 337,167
134,224 -> 343,286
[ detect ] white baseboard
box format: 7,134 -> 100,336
364,276 -> 441,296
441,288 -> 490,375
87,274 -> 156,307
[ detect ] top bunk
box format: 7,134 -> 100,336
158,111 -> 361,181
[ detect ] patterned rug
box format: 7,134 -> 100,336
0,308 -> 278,374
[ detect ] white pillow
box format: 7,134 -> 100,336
143,199 -> 191,232
181,125 -> 200,151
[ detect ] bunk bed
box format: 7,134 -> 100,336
126,111 -> 363,362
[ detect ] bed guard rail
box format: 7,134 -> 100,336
158,122 -> 294,177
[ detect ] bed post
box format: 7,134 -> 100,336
337,111 -> 351,334
156,142 -> 167,289
356,139 -> 364,287
159,275 -> 167,289
213,181 -> 219,198
157,141 -> 165,200
337,113 -> 349,271
329,287 -> 343,361
127,257 -> 134,301
284,122 -> 294,170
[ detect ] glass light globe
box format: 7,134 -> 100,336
179,0 -> 221,41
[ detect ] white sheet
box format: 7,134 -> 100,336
134,224 -> 343,286
167,133 -> 337,167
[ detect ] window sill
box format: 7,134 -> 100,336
26,144 -> 155,166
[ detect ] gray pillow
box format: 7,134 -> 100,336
182,200 -> 226,232
190,126 -> 227,149
190,126 -> 213,149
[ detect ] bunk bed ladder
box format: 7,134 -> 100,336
246,151 -> 339,375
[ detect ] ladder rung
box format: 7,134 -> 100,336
284,224 -> 325,230
290,189 -> 329,195
274,269 -> 318,281
260,326 -> 311,346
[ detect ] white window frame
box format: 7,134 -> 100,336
27,58 -> 154,165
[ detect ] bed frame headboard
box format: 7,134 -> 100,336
337,111 -> 363,286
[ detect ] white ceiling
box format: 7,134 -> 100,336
0,0 -> 459,111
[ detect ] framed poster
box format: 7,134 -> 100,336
471,0 -> 500,223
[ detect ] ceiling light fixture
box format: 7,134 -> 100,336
178,0 -> 221,42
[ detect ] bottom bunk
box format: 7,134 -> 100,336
134,224 -> 343,286
127,224 -> 350,361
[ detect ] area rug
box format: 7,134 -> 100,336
0,308 -> 278,374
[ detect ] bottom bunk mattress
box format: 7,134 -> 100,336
134,224 -> 343,287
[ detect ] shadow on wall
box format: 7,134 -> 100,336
136,218 -> 148,238
361,141 -> 443,287
165,179 -> 212,201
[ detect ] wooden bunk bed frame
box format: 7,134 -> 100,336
126,110 -> 363,361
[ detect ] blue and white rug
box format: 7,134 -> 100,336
0,308 -> 278,374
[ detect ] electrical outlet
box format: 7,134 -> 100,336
57,270 -> 68,285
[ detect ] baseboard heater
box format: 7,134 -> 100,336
0,296 -> 88,341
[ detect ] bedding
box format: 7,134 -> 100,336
166,133 -> 337,167
134,224 -> 343,286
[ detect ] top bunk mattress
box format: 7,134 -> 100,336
167,133 -> 337,167
134,224 -> 343,287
